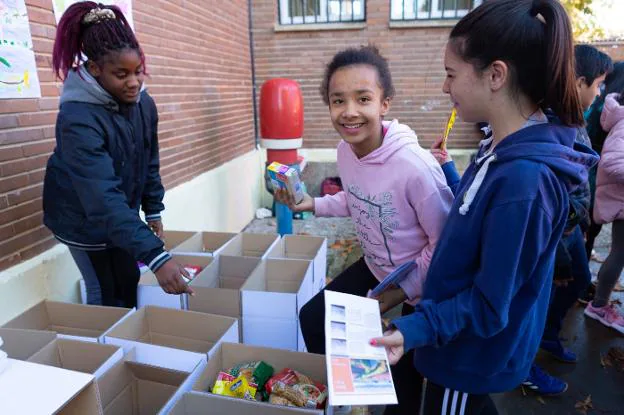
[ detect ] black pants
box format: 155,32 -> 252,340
299,257 -> 423,414
71,247 -> 140,308
420,380 -> 498,415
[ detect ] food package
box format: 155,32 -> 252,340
212,371 -> 258,401
183,265 -> 202,279
265,368 -> 327,409
229,361 -> 274,390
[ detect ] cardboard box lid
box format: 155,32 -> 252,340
242,259 -> 312,294
169,391 -> 316,415
98,358 -> 188,415
2,301 -> 133,336
162,230 -> 199,251
0,328 -> 57,360
268,235 -> 327,260
219,233 -> 280,257
105,306 -> 237,354
28,338 -> 123,378
172,232 -> 237,255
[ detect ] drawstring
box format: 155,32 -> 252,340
459,152 -> 497,215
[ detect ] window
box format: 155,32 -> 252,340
391,0 -> 483,21
278,0 -> 365,25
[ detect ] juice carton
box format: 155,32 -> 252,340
267,161 -> 304,204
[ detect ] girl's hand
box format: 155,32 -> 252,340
148,219 -> 164,238
368,287 -> 407,314
431,136 -> 453,166
371,330 -> 405,365
155,260 -> 195,296
274,188 -> 315,213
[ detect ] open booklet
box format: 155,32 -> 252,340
324,290 -> 398,407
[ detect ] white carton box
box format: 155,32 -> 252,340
267,234 -> 328,295
137,254 -> 214,310
240,259 -> 314,351
1,301 -> 135,343
103,306 -> 239,372
218,232 -> 281,259
171,231 -> 238,256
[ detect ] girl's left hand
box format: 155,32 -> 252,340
371,330 -> 405,365
148,219 -> 164,238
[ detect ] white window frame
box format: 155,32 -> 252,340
391,0 -> 483,21
279,0 -> 364,25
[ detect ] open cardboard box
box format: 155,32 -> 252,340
170,391 -> 319,415
187,255 -> 262,336
171,231 -> 237,257
218,232 -> 280,259
0,327 -> 57,361
0,359 -> 102,414
97,351 -> 201,415
192,342 -> 333,415
267,234 -> 328,295
137,254 -> 214,310
104,306 -> 239,372
161,230 -> 199,251
240,259 -> 313,351
1,301 -> 134,343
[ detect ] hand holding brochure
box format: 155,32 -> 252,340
368,260 -> 416,298
324,290 -> 398,406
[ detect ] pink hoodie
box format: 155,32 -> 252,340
314,119 -> 453,302
595,93 -> 624,224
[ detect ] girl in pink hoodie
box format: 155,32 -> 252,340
584,89 -> 624,334
276,45 -> 453,414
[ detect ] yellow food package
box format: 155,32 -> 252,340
441,107 -> 457,151
212,371 -> 258,401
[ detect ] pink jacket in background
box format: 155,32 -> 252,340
314,120 -> 453,302
595,93 -> 624,224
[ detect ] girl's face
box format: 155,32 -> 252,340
328,64 -> 390,152
442,42 -> 491,123
89,48 -> 144,105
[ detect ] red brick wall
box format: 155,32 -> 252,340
0,0 -> 255,271
251,0 -> 481,149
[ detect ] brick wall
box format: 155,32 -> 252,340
251,0 -> 481,149
0,0 -> 255,271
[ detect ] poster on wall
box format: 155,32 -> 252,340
52,0 -> 134,30
0,0 -> 42,99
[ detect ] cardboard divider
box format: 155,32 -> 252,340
1,301 -> 135,343
162,230 -> 200,251
240,259 -> 313,351
0,328 -> 57,361
267,235 -> 328,295
191,343 -> 333,415
27,338 -> 124,379
103,306 -> 239,372
171,231 -> 238,256
170,391 -> 316,415
218,232 -> 281,258
137,254 -> 214,310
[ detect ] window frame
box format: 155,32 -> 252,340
390,0 -> 483,22
278,0 -> 366,26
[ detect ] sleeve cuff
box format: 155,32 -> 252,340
146,250 -> 171,272
391,309 -> 432,352
398,268 -> 423,302
441,161 -> 461,185
145,213 -> 162,222
313,197 -> 327,216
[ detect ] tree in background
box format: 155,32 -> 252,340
562,0 -> 606,41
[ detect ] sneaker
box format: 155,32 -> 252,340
522,364 -> 568,395
584,302 -> 624,334
590,249 -> 605,263
578,284 -> 596,305
334,406 -> 352,415
540,339 -> 577,363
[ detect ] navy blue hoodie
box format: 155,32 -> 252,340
392,119 -> 598,394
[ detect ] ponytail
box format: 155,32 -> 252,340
450,0 -> 584,126
52,1 -> 143,81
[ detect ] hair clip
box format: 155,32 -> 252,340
82,7 -> 116,25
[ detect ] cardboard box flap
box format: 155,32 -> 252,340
28,339 -> 122,376
104,308 -> 149,341
137,379 -> 180,414
173,254 -> 214,269
0,328 -> 57,360
219,255 -> 262,278
2,301 -> 50,330
48,325 -> 106,339
97,358 -> 136,410
173,232 -> 237,254
189,260 -> 220,288
241,260 -> 311,293
239,261 -> 268,292
146,332 -> 214,355
269,235 -> 326,260
127,360 -> 189,386
162,230 -> 198,251
219,276 -> 247,290
170,392 -> 315,415
221,233 -> 280,257
145,307 -> 237,344
267,280 -> 305,294
58,381 -> 103,415
46,302 -> 133,332
186,286 -> 241,319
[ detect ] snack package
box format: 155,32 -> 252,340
229,361 -> 274,390
267,162 -> 305,204
269,394 -> 297,407
212,371 -> 258,401
183,265 -> 202,279
441,106 -> 457,151
265,368 -> 327,409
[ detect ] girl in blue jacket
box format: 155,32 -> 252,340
44,2 -> 192,307
373,1 -> 598,413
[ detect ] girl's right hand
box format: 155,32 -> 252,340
155,259 -> 195,296
431,136 -> 453,166
274,188 -> 315,213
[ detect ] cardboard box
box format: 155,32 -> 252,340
1,301 -> 134,343
162,230 -> 199,251
137,254 -> 214,310
97,356 -> 198,415
171,231 -> 237,256
240,259 -> 313,351
0,359 -> 102,414
218,232 -> 281,259
104,306 -> 239,372
192,343 -> 332,415
187,255 -> 262,333
267,235 -> 328,295
0,327 -> 57,361
170,391 -> 318,415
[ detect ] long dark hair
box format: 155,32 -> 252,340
449,0 -> 583,127
52,2 -> 144,80
586,62 -> 624,153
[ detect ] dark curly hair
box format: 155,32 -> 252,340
320,45 -> 395,105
